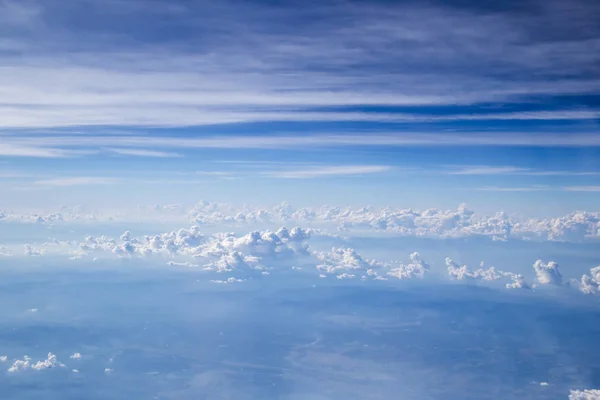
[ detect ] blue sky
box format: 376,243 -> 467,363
1,0 -> 600,215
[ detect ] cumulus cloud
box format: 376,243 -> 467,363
70,353 -> 82,359
446,259 -> 508,281
210,277 -> 245,284
0,356 -> 7,363
3,202 -> 600,243
577,266 -> 600,295
505,274 -> 530,290
533,260 -> 563,286
570,389 -> 600,400
386,252 -> 430,280
315,247 -> 386,276
7,353 -> 65,372
446,258 -> 530,289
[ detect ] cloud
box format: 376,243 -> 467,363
268,165 -> 391,179
0,0 -> 597,130
105,148 -> 183,158
446,258 -> 510,281
211,277 -> 245,284
0,143 -> 71,158
34,177 -> 119,186
315,247 -> 387,276
532,260 -> 563,285
386,252 -> 430,280
505,274 -> 530,290
477,186 -> 551,192
7,353 -> 65,373
5,202 -> 600,243
448,166 -> 528,175
577,266 -> 600,295
570,389 -> 600,400
564,186 -> 600,192
6,133 -> 600,153
445,258 -> 530,289
448,166 -> 600,176
70,353 -> 82,359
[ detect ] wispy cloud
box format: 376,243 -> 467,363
447,165 -> 600,176
477,186 -> 551,192
563,186 -> 600,192
34,177 -> 118,186
6,132 -> 600,151
0,144 -> 70,158
267,165 -> 391,179
0,0 -> 597,128
105,148 -> 183,158
448,166 -> 528,175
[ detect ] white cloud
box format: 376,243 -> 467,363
446,259 -> 509,281
70,353 -> 82,360
477,186 -> 550,192
211,277 -> 245,284
8,353 -> 65,372
105,148 -> 183,158
34,177 -> 118,186
506,274 -> 530,290
268,165 -> 391,179
4,202 -> 600,243
447,166 -> 600,176
104,368 -> 113,374
577,266 -> 600,295
315,247 -> 387,275
532,260 -> 563,286
386,252 -> 430,280
0,356 -> 7,363
448,166 -> 528,175
564,186 -> 600,192
0,143 -> 70,158
6,133 -> 600,152
570,389 -> 600,400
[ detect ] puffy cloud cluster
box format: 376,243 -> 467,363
577,266 -> 600,295
386,252 -> 430,280
11,220 -> 600,297
570,389 -> 600,400
446,258 -> 530,289
315,248 -> 430,281
4,201 -> 600,242
446,258 -> 509,281
505,274 -> 530,289
7,353 -> 65,373
211,277 -> 245,284
533,260 -> 563,286
187,203 -> 600,242
69,226 -> 313,280
315,247 -> 387,276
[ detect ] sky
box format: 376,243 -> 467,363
0,0 -> 600,214
4,2 -> 600,399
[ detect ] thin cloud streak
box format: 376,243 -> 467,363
447,165 -> 600,176
564,186 -> 600,192
477,186 -> 551,192
105,148 -> 183,158
6,133 -> 600,150
0,143 -> 70,158
267,165 -> 391,179
34,177 -> 119,186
